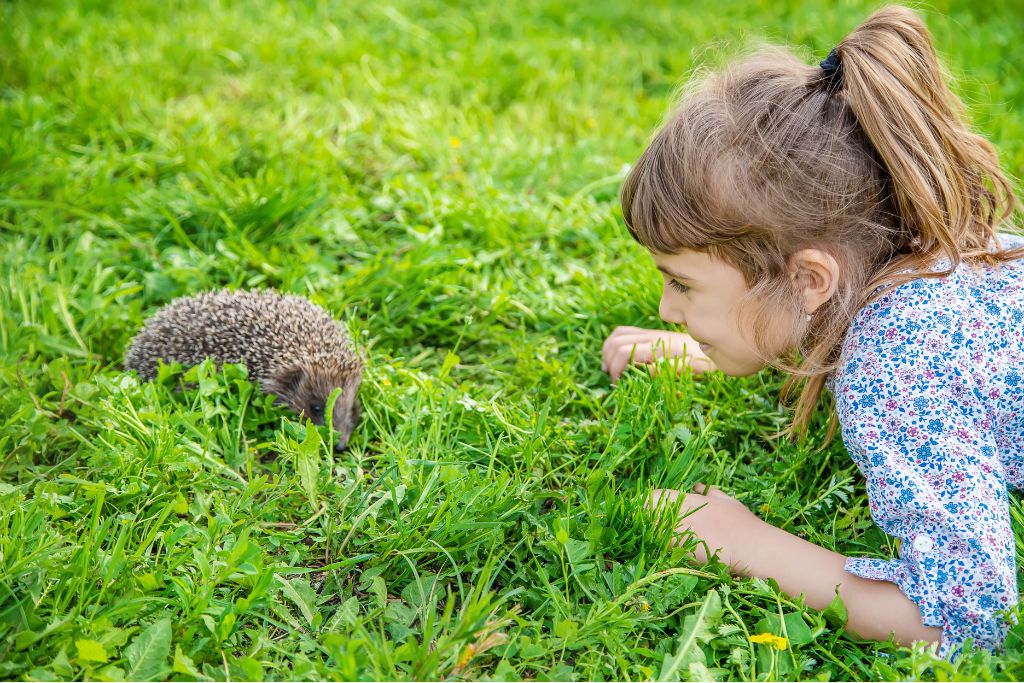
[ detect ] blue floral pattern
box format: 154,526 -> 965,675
832,234 -> 1024,657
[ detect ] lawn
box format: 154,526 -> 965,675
2,0 -> 1024,680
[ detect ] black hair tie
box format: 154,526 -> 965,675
819,47 -> 843,93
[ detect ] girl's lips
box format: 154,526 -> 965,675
698,342 -> 712,353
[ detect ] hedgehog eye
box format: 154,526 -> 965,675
310,402 -> 325,418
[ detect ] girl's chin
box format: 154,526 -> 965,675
704,350 -> 765,377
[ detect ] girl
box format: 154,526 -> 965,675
601,6 -> 1024,658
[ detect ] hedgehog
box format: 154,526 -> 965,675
125,289 -> 364,451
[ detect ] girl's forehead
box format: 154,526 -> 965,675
653,249 -> 739,278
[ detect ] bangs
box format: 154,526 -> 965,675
619,107 -> 740,256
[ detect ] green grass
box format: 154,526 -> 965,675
2,0 -> 1024,680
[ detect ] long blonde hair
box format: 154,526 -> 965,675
620,5 -> 1023,436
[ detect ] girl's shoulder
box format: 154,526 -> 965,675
856,232 -> 1024,328
833,233 -> 1024,385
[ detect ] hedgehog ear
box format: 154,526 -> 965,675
284,367 -> 305,391
275,366 -> 304,393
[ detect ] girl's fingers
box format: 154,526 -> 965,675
607,346 -> 633,381
609,343 -> 655,381
648,488 -> 712,526
694,482 -> 724,497
695,483 -> 735,502
603,336 -> 673,377
602,330 -> 657,366
607,336 -> 665,365
688,355 -> 716,374
609,325 -> 648,337
602,326 -> 647,358
647,488 -> 678,509
602,328 -> 673,362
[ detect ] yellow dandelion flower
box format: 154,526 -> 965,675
381,376 -> 392,386
449,136 -> 462,149
748,633 -> 788,650
457,644 -> 476,668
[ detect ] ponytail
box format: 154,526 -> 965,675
835,6 -> 1020,279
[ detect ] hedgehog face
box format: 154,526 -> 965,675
266,356 -> 364,452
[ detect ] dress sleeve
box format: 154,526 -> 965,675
835,300 -> 1019,657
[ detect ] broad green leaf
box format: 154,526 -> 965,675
650,575 -> 699,611
493,660 -> 516,680
15,630 -> 38,650
549,662 -> 575,681
278,577 -> 319,628
237,657 -> 264,681
51,647 -> 74,677
783,611 -> 815,646
822,590 -> 849,629
369,576 -> 387,611
324,596 -> 360,631
172,645 -> 203,678
137,572 -> 159,592
296,424 -> 320,508
75,639 -> 108,663
659,589 -> 722,681
98,664 -> 126,681
172,495 -> 189,515
662,424 -> 692,453
555,619 -> 578,641
688,661 -> 717,682
565,538 -> 592,569
439,351 -> 461,379
124,618 -> 171,681
199,376 -> 218,396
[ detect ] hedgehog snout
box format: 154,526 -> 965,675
331,396 -> 361,452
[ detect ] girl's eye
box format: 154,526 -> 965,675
668,279 -> 689,293
310,402 -> 324,417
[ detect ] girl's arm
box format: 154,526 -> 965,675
652,486 -> 943,647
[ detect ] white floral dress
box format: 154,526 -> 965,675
832,235 -> 1024,657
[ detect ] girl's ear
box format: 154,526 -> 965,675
789,249 -> 840,314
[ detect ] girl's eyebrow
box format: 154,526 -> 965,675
656,265 -> 694,281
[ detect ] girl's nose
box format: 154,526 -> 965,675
659,295 -> 685,325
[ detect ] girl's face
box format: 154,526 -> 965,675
653,249 -> 796,376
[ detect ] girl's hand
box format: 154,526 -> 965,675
601,326 -> 715,382
648,484 -> 765,570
